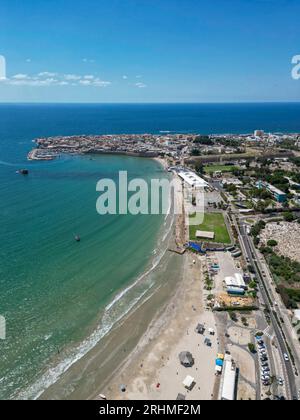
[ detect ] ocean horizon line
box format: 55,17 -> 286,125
0,101 -> 300,106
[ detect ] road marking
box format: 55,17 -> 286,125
263,327 -> 274,340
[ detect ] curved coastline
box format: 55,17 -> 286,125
16,156 -> 176,400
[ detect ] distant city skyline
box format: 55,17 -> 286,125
0,0 -> 300,103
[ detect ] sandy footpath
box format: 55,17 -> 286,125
102,253 -> 219,401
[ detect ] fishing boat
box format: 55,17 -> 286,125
74,235 -> 81,242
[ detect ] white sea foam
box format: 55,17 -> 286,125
0,160 -> 17,167
17,286 -> 152,400
105,240 -> 168,313
44,334 -> 53,341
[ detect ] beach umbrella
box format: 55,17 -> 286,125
179,351 -> 194,367
120,385 -> 127,393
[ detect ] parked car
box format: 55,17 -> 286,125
277,378 -> 284,386
283,353 -> 289,362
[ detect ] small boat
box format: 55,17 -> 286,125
74,235 -> 81,242
17,169 -> 29,175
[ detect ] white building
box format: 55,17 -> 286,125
0,55 -> 6,80
178,171 -> 208,189
220,356 -> 237,400
254,130 -> 265,138
225,273 -> 246,289
293,309 -> 300,322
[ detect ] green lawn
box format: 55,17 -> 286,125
189,212 -> 231,244
204,164 -> 238,174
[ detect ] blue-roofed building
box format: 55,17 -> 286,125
188,242 -> 205,254
256,180 -> 287,203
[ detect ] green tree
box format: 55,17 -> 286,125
283,212 -> 294,222
267,239 -> 278,247
248,343 -> 256,353
195,163 -> 204,174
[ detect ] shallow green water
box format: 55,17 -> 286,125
0,152 -> 165,399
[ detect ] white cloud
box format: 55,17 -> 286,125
82,58 -> 95,63
64,74 -> 82,81
122,75 -> 128,80
135,82 -> 147,88
93,79 -> 111,87
79,78 -> 111,87
26,58 -> 31,63
38,72 -> 57,77
79,79 -> 91,85
12,74 -> 29,80
2,70 -> 111,88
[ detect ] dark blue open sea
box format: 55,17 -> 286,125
0,102 -> 300,399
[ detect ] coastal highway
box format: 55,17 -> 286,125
238,221 -> 298,400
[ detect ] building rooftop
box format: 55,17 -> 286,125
178,171 -> 208,188
221,356 -> 237,401
196,230 -> 215,240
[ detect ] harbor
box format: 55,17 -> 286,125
27,148 -> 58,161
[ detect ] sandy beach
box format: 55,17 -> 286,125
96,166 -> 220,401
102,252 -> 219,401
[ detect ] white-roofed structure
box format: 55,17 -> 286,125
220,356 -> 237,400
224,273 -> 246,289
183,375 -> 195,390
178,171 -> 208,189
196,230 -> 215,240
293,309 -> 300,322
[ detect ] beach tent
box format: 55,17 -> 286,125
176,393 -> 186,400
216,359 -> 224,367
183,375 -> 195,390
217,353 -> 225,360
179,351 -> 194,367
204,338 -> 212,347
215,365 -> 223,373
208,328 -> 215,335
195,324 -> 205,334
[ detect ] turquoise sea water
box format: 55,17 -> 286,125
1,103 -> 300,399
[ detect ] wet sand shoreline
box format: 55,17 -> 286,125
39,223 -> 184,400
103,253 -> 219,401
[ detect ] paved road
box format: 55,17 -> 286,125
238,221 -> 298,400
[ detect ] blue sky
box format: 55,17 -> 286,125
0,0 -> 299,102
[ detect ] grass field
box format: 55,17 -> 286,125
204,164 -> 238,174
189,212 -> 231,244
